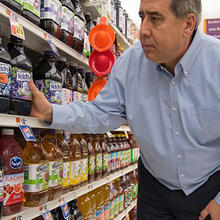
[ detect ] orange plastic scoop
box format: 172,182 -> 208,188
89,17 -> 115,52
88,78 -> 107,101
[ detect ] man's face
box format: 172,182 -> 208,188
139,0 -> 190,68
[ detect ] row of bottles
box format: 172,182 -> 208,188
0,128 -> 139,217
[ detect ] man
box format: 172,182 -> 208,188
29,0 -> 220,219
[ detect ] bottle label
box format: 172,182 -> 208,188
95,153 -> 102,171
0,62 -> 11,97
70,160 -> 81,185
96,209 -> 104,220
110,201 -> 114,219
49,161 -> 63,187
40,0 -> 62,25
114,197 -> 119,216
88,155 -> 95,175
3,173 -> 24,206
119,195 -> 124,212
102,153 -> 108,171
104,205 -> 110,220
61,6 -> 74,34
0,171 -> 4,202
116,151 -> 119,169
80,158 -> 88,183
34,79 -> 62,104
74,16 -> 85,41
62,162 -> 70,188
11,67 -> 32,101
14,0 -> 23,5
23,0 -> 41,17
24,163 -> 49,192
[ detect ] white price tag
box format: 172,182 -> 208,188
9,18 -> 25,40
106,132 -> 113,138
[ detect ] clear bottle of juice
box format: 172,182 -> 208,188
103,184 -> 110,220
0,129 -> 24,216
77,134 -> 88,186
56,130 -> 70,194
40,0 -> 62,39
101,135 -> 109,178
69,134 -> 81,190
0,0 -> 23,14
0,25 -> 11,114
78,193 -> 91,220
113,180 -> 119,217
87,135 -> 95,183
69,199 -> 83,220
109,182 -> 114,220
68,61 -> 78,91
116,178 -> 124,213
95,186 -> 104,220
112,134 -> 120,172
41,130 -> 63,201
94,135 -> 102,180
23,129 -> 49,207
106,136 -> 114,174
8,35 -> 33,116
88,190 -> 96,220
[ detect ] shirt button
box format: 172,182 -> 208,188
172,81 -> 176,85
175,131 -> 179,135
181,174 -> 185,177
177,154 -> 181,158
172,107 -> 176,111
183,186 -> 187,189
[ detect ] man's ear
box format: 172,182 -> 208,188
183,13 -> 196,37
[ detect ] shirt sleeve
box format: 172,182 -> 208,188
215,191 -> 220,205
49,59 -> 127,133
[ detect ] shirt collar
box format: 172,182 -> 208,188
156,29 -> 204,77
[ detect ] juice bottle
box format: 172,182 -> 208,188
56,130 -> 70,194
94,135 -> 102,180
117,134 -> 123,170
103,184 -> 110,220
60,0 -> 75,47
23,0 -> 41,25
40,0 -> 62,39
0,25 -> 11,114
68,61 -> 78,91
41,130 -> 63,201
34,51 -> 62,105
0,129 -> 24,216
23,129 -> 49,207
101,135 -> 109,178
69,134 -> 81,190
78,193 -> 91,220
106,136 -> 113,174
76,68 -> 84,93
113,180 -> 119,217
131,171 -> 137,201
79,68 -> 88,94
87,135 -> 95,183
69,199 -> 83,220
109,182 -> 114,220
0,0 -> 23,14
112,134 -> 119,171
116,178 -> 124,213
8,35 -> 33,116
77,134 -> 88,186
88,190 -> 96,220
126,174 -> 132,207
85,71 -> 94,89
0,156 -> 4,218
95,186 -> 104,220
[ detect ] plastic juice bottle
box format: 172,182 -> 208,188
106,136 -> 113,174
87,135 -> 95,183
0,129 -> 24,216
23,130 -> 49,207
60,0 -> 75,47
68,61 -> 78,91
41,130 -> 63,201
69,134 -> 81,190
79,68 -> 88,94
113,134 -> 120,171
109,182 -> 114,220
104,134 -> 111,176
103,184 -> 110,220
101,135 -> 109,178
121,175 -> 128,209
0,26 -> 11,114
88,190 -> 96,220
69,199 -> 83,220
76,68 -> 84,93
95,187 -> 104,220
0,156 -> 4,218
77,134 -> 88,186
56,130 -> 70,194
126,174 -> 132,207
34,51 -> 62,105
8,35 -> 33,116
115,0 -> 123,32
85,71 -> 94,90
116,178 -> 124,213
0,0 -> 23,14
40,0 -> 62,39
131,171 -> 137,201
78,193 -> 91,220
113,180 -> 119,217
117,134 -> 123,170
23,0 -> 41,25
94,135 -> 102,180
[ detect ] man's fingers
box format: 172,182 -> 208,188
29,80 -> 40,97
199,208 -> 209,220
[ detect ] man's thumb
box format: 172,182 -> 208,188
199,208 -> 209,220
29,80 -> 40,97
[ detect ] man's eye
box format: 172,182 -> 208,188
139,15 -> 144,22
151,17 -> 160,22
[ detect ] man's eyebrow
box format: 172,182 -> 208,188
139,10 -> 164,17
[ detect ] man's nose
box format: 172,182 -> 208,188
140,17 -> 151,37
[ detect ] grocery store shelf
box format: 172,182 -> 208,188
115,199 -> 137,220
0,3 -> 89,69
2,163 -> 137,220
82,0 -> 102,19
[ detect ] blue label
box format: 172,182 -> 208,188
10,157 -> 23,169
61,202 -> 70,219
19,125 -> 36,142
42,209 -> 53,220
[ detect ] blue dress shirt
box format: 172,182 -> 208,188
51,30 -> 220,204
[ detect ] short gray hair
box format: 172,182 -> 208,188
169,0 -> 202,29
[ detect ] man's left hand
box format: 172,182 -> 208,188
199,199 -> 220,220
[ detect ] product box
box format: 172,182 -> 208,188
61,88 -> 73,105
35,79 -> 62,104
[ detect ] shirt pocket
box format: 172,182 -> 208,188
181,108 -> 220,146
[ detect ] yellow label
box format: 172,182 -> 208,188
80,158 -> 88,183
70,160 -> 81,186
62,162 -> 70,188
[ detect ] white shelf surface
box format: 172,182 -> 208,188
115,199 -> 137,220
2,163 -> 137,220
0,3 -> 89,69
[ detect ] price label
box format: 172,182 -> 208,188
60,199 -> 70,219
9,18 -> 25,40
42,209 -> 53,220
47,39 -> 59,56
19,125 -> 36,141
124,131 -> 129,139
106,132 -> 113,138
